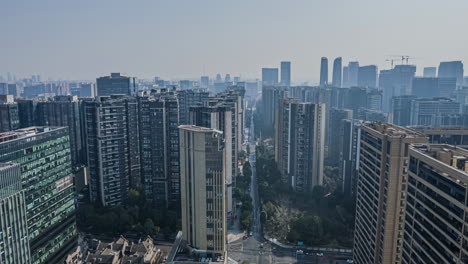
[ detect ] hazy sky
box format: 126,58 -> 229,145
1,0 -> 467,82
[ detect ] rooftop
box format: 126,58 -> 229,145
364,122 -> 425,138
0,127 -> 64,144
410,144 -> 468,185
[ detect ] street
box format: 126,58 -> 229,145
228,105 -> 353,264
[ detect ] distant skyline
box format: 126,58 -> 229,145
1,0 -> 467,82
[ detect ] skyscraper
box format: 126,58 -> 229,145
0,95 -> 19,132
340,119 -> 363,198
0,163 -> 31,264
280,61 -> 291,87
261,86 -> 287,137
200,76 -> 210,88
36,96 -> 84,169
357,65 -> 378,88
411,77 -> 439,98
327,108 -> 353,165
275,99 -> 325,191
96,72 -> 137,96
0,127 -> 78,264
379,65 -> 416,112
423,67 -> 437,77
16,99 -> 38,129
189,104 -> 233,214
320,57 -> 328,86
410,98 -> 460,126
353,123 -> 427,264
179,125 -> 226,254
342,66 -> 350,88
85,95 -> 141,207
176,88 -> 209,125
438,61 -> 464,87
332,57 -> 342,87
347,61 -> 360,87
391,95 -> 417,126
402,144 -> 468,263
261,68 -> 279,86
138,95 -> 180,208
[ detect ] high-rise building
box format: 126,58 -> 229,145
138,95 -> 180,208
36,96 -> 84,169
16,99 -> 38,128
261,68 -> 279,86
332,57 -> 342,88
391,95 -> 417,126
261,86 -> 287,137
200,76 -> 209,88
380,65 -> 417,112
346,87 -> 367,113
0,163 -> 31,264
320,57 -> 328,86
85,95 -> 140,207
347,61 -> 360,87
0,95 -> 19,132
423,67 -> 437,77
342,66 -> 350,88
280,61 -> 291,87
327,108 -> 353,165
437,77 -> 457,98
340,119 -> 364,197
353,123 -> 427,264
358,65 -> 378,88
0,127 -> 78,264
275,99 -> 325,191
176,89 -> 209,125
96,73 -> 137,96
438,61 -> 464,87
402,144 -> 468,263
189,104 -> 233,214
410,98 -> 460,126
366,88 -> 383,111
179,125 -> 226,254
79,82 -> 95,97
410,126 -> 468,148
411,77 -> 438,98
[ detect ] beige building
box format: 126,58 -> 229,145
353,123 -> 427,264
179,125 -> 227,254
402,144 -> 468,263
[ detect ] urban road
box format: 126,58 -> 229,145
228,105 -> 353,264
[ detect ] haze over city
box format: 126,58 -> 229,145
2,0 -> 467,81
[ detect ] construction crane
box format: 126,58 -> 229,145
385,59 -> 396,69
387,55 -> 412,67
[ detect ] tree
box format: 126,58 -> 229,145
144,218 -> 155,235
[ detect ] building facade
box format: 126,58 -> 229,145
275,99 -> 325,191
403,144 -> 468,263
353,123 -> 427,264
179,126 -> 226,254
96,73 -> 137,96
0,163 -> 30,264
85,95 -> 141,207
0,127 -> 77,264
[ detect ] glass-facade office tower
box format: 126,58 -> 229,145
261,68 -> 279,86
85,95 -> 140,207
353,123 -> 427,264
96,72 -> 137,96
179,125 -> 227,254
0,127 -> 77,264
332,57 -> 342,88
0,163 -> 30,264
438,61 -> 464,87
320,57 -> 328,86
280,61 -> 291,87
358,65 -> 378,88
0,101 -> 19,132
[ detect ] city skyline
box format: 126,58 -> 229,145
1,0 -> 467,81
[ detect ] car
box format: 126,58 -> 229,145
249,232 -> 253,237
259,243 -> 264,248
296,250 -> 304,255
346,260 -> 354,263
316,252 -> 324,257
